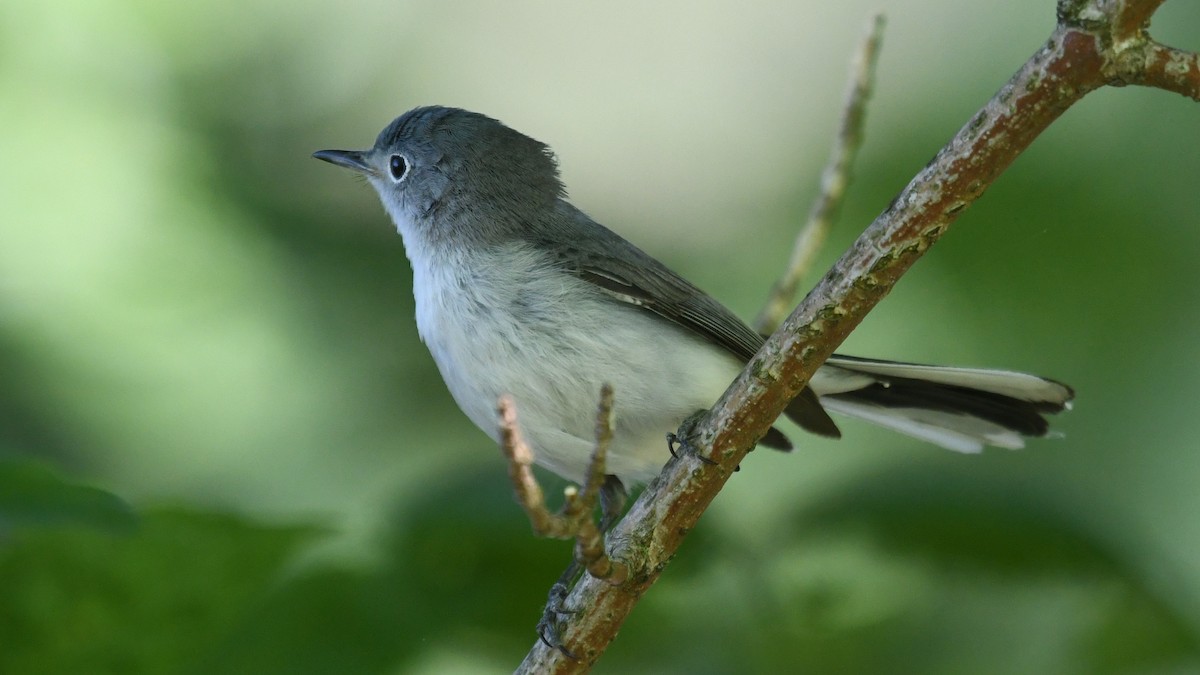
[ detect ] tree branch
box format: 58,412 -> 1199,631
516,1 -> 1196,671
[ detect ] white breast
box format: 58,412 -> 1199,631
405,238 -> 743,484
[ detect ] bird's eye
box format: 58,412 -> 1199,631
389,154 -> 409,182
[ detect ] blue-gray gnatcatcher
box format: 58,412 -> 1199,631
313,106 -> 1073,490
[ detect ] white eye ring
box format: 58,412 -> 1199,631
388,154 -> 410,183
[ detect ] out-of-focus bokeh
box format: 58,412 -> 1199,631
3,0 -> 1198,672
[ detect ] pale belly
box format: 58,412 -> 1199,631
412,248 -> 743,485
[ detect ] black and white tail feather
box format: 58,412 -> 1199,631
804,355 -> 1074,453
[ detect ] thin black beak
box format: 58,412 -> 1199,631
312,149 -> 375,176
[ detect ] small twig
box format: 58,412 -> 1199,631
565,385 -> 614,520
755,13 -> 886,334
499,394 -> 571,538
568,385 -> 629,583
498,387 -> 631,575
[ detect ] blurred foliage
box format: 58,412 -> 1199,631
2,0 -> 1199,673
4,466 -> 1198,674
0,492 -> 321,674
0,460 -> 136,531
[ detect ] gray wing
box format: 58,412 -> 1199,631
534,207 -> 840,438
565,248 -> 765,363
534,210 -> 762,361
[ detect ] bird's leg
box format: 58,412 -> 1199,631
536,558 -> 582,657
667,409 -> 718,465
598,474 -> 627,532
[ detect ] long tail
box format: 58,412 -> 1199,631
809,355 -> 1075,453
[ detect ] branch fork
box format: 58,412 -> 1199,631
498,385 -> 631,587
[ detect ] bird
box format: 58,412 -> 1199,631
313,106 -> 1074,495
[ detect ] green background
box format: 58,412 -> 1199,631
3,1 -> 1198,673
